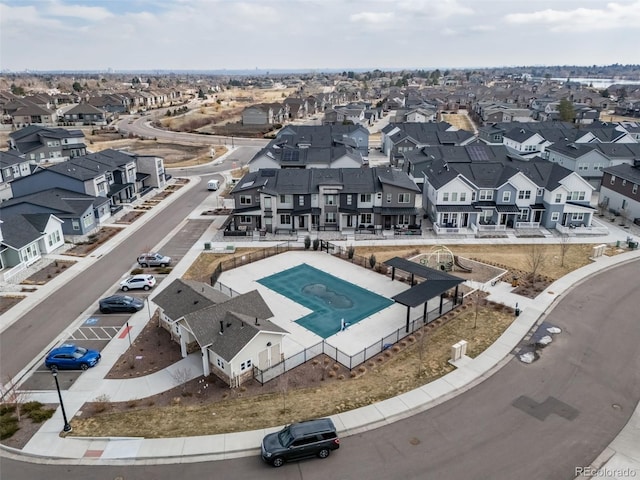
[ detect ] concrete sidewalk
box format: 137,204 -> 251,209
1,173 -> 639,474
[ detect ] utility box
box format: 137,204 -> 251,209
450,342 -> 463,362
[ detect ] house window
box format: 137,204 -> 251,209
442,192 -> 449,202
518,190 -> 531,200
360,193 -> 372,203
386,193 -> 392,203
240,195 -> 252,205
518,208 -> 529,220
279,194 -> 292,204
360,213 -> 372,224
577,163 -> 589,171
280,214 -> 291,225
633,184 -> 638,194
569,191 -> 586,201
298,195 -> 304,206
239,216 -> 252,224
216,358 -> 225,370
479,190 -> 493,201
571,213 -> 584,221
325,194 -> 336,205
622,179 -> 627,186
537,188 -> 544,196
460,192 -> 466,202
610,176 -> 616,185
555,193 -> 562,203
502,191 -> 511,202
72,220 -> 80,231
399,214 -> 410,224
325,212 -> 336,223
551,212 -> 560,221
346,195 -> 352,205
241,359 -> 252,371
398,193 -> 410,203
451,192 -> 458,202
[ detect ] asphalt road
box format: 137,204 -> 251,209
2,259 -> 639,480
0,177 -> 212,382
116,115 -> 270,148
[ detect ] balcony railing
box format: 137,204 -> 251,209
476,223 -> 507,231
556,224 -> 609,235
515,221 -> 540,229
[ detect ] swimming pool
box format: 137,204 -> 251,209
258,263 -> 394,338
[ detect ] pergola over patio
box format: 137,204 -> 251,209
385,257 -> 465,332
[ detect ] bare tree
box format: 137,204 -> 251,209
526,245 -> 546,288
1,376 -> 30,421
169,367 -> 192,393
416,326 -> 427,378
559,233 -> 571,268
279,370 -> 290,417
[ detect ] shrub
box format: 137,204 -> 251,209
347,246 -> 355,259
304,236 -> 311,250
0,417 -> 19,440
131,268 -> 144,275
392,346 -> 401,353
21,401 -> 44,414
312,238 -> 320,251
332,364 -> 340,371
328,370 -> 336,378
338,374 -> 345,380
369,254 -> 376,269
0,405 -> 16,415
358,366 -> 367,373
28,408 -> 54,423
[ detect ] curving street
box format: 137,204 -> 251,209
2,258 -> 639,479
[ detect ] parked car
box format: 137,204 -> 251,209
137,252 -> 172,267
261,418 -> 340,467
45,344 -> 101,371
120,274 -> 156,291
99,295 -> 144,313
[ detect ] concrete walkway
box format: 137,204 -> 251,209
1,173 -> 639,477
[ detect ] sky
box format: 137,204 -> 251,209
1,0 -> 639,72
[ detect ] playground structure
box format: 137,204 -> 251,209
419,245 -> 473,273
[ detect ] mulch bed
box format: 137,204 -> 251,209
20,260 -> 76,285
65,227 -> 122,256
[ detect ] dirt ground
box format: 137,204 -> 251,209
64,226 -> 122,257
20,260 -> 76,285
0,295 -> 25,316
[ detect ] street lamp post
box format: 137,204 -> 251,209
51,367 -> 72,433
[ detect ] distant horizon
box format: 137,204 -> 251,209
2,64 -> 640,77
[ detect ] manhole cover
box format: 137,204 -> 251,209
409,437 -> 421,446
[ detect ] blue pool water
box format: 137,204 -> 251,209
257,263 -> 394,338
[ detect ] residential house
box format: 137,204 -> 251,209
599,161 -> 640,223
0,213 -> 65,282
9,101 -> 56,128
409,144 -> 595,236
283,97 -> 308,120
8,125 -> 87,163
0,188 -> 109,236
61,103 -> 107,126
10,149 -> 164,208
0,150 -> 34,202
545,142 -> 640,189
228,167 -> 421,235
241,103 -> 287,126
153,279 -> 288,386
380,122 -> 475,166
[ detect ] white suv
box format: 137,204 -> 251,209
120,274 -> 156,291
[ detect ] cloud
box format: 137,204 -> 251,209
504,1 -> 640,32
350,11 -> 395,24
397,0 -> 473,18
46,1 -> 114,21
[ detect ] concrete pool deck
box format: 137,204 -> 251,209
216,250 -> 446,357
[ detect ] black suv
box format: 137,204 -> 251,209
261,418 -> 340,467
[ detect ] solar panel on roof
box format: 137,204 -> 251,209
468,145 -> 490,161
